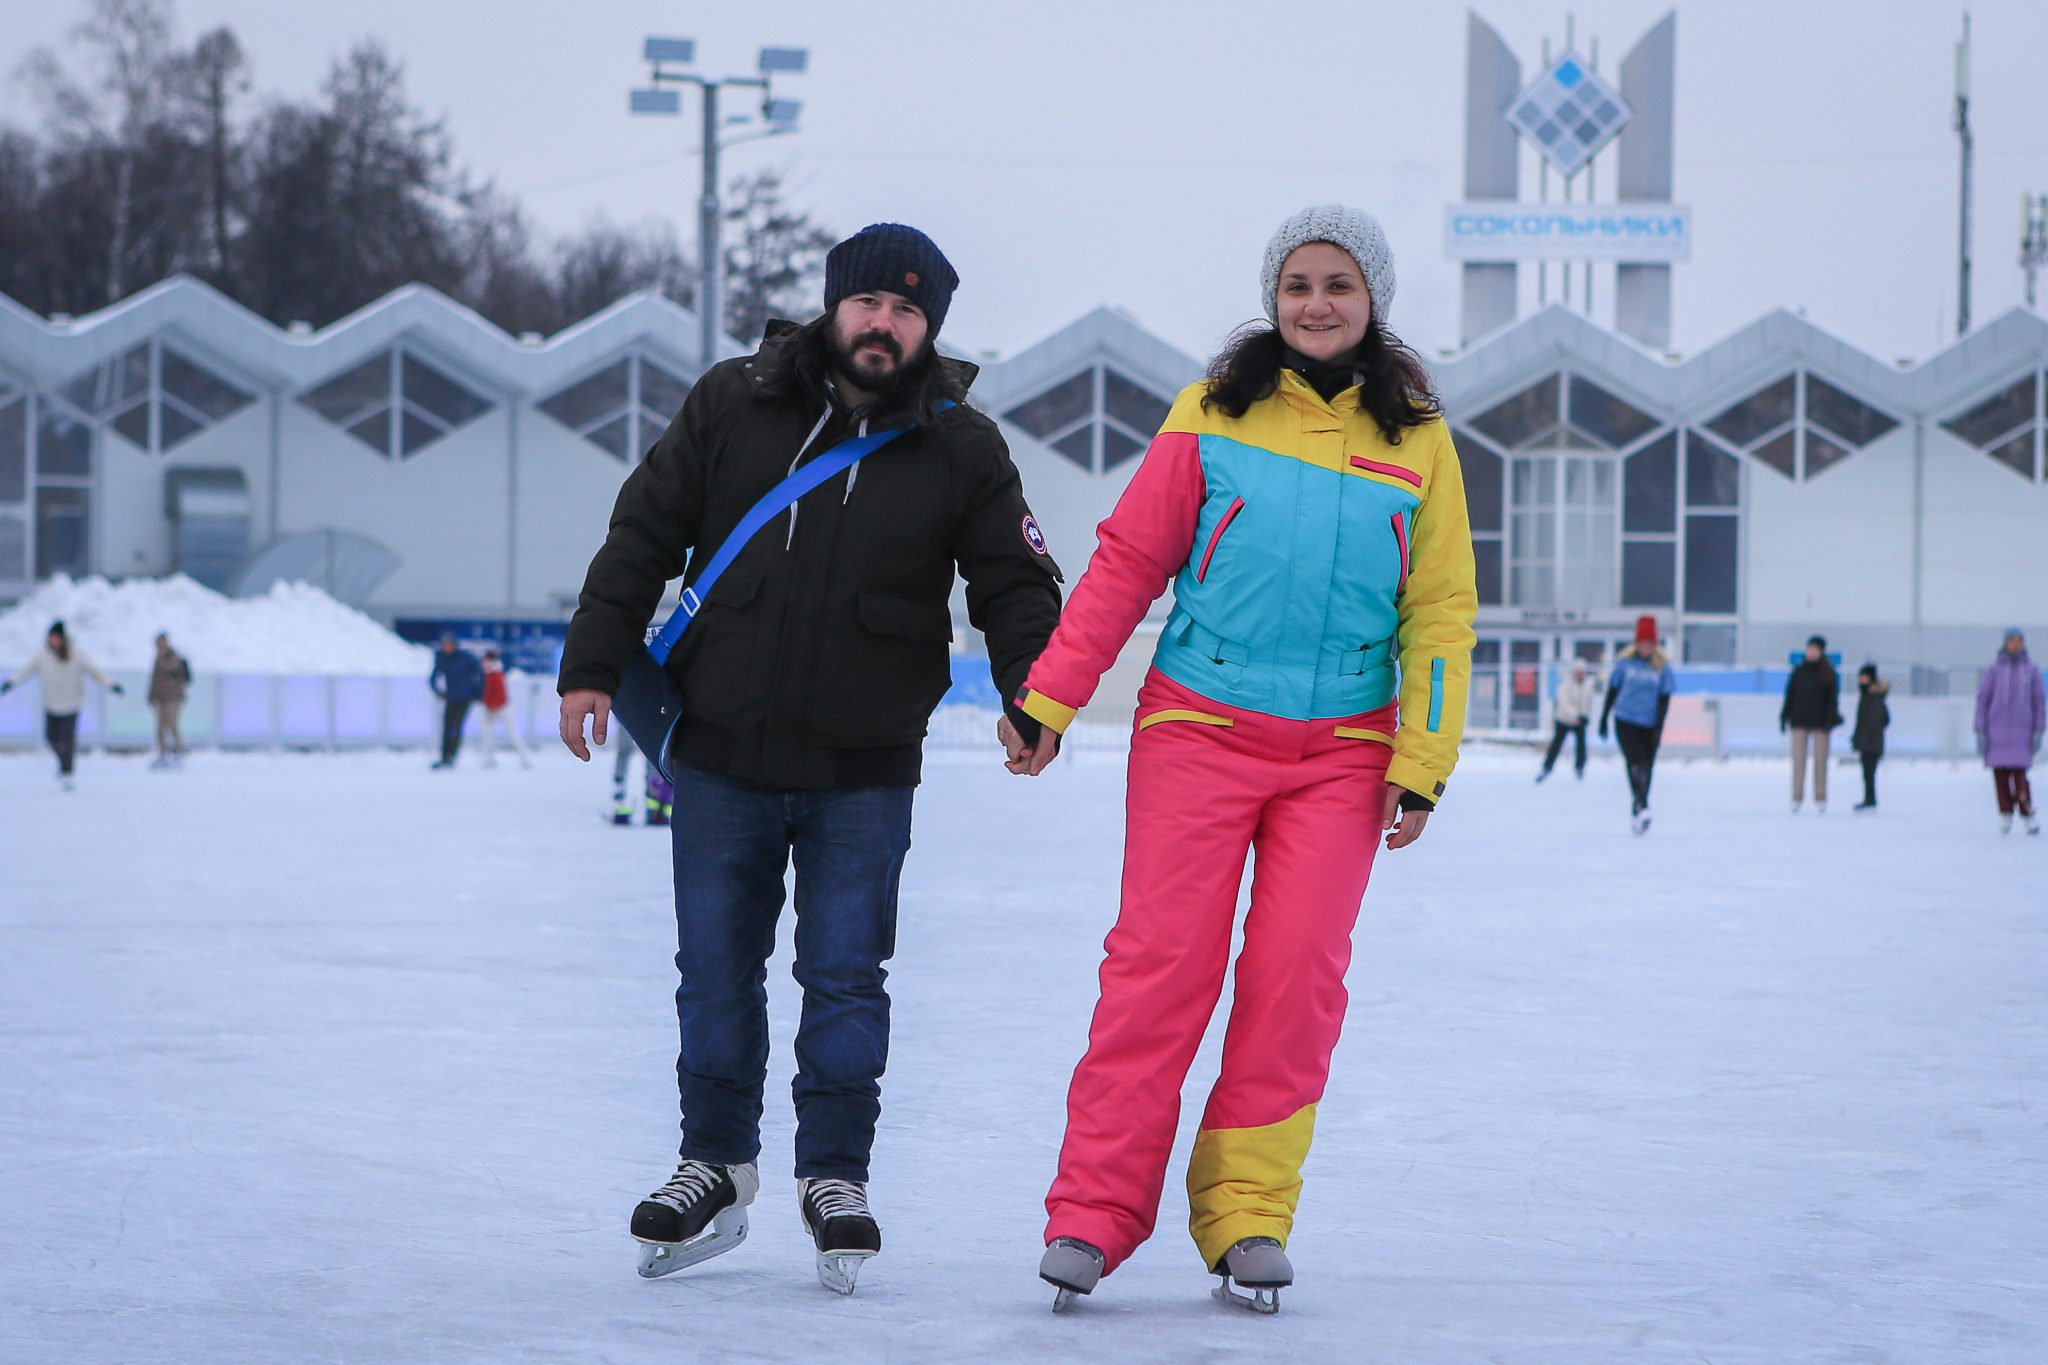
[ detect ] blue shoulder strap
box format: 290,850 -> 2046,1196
647,401 -> 954,663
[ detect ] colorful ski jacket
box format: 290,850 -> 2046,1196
1017,370 -> 1478,803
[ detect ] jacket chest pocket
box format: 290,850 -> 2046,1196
1194,496 -> 1245,583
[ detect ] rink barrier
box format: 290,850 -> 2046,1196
0,664 -> 2013,759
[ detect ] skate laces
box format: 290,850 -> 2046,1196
804,1178 -> 869,1220
651,1160 -> 723,1209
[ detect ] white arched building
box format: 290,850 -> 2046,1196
3,277 -> 2043,731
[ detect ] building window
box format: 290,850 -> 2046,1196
1473,369 -> 1662,612
0,387 -> 26,587
1002,365 -> 1172,475
1941,372 -> 2043,481
1705,371 -> 1897,482
1683,513 -> 1738,614
1453,428 -> 1505,605
54,339 -> 254,455
537,355 -> 691,462
1622,540 -> 1676,606
300,348 -> 492,461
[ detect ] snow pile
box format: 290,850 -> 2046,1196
0,575 -> 433,676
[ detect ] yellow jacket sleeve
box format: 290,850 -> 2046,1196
1387,419 -> 1478,804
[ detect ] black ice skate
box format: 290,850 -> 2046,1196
1039,1237 -> 1105,1311
798,1178 -> 881,1295
1211,1236 -> 1292,1315
630,1159 -> 759,1278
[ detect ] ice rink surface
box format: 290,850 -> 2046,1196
2,739 -> 2043,1364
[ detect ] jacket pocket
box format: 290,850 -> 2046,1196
857,592 -> 955,643
1389,511 -> 1411,595
1195,497 -> 1245,583
1332,725 -> 1394,745
1136,708 -> 1235,731
695,565 -> 764,612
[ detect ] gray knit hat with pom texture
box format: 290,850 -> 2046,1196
1261,204 -> 1395,325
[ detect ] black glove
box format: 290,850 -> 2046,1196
1597,722 -> 1608,741
1779,719 -> 1787,734
111,683 -> 125,696
0,680 -> 11,696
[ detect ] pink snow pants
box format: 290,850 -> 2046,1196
1045,668 -> 1394,1274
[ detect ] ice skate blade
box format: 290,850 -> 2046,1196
1049,1285 -> 1081,1312
633,1206 -> 749,1278
1212,1277 -> 1282,1315
815,1250 -> 874,1296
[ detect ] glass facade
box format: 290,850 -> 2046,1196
1001,365 -> 1173,475
301,349 -> 493,461
536,355 -> 690,463
57,340 -> 253,455
1705,371 -> 1898,482
1940,371 -> 2044,482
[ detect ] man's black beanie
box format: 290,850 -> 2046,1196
823,224 -> 959,336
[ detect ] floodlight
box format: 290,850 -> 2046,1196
758,47 -> 809,74
630,89 -> 682,115
763,98 -> 802,127
644,37 -> 696,65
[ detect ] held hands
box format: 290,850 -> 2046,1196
997,713 -> 1060,776
559,689 -> 613,761
1381,785 -> 1430,851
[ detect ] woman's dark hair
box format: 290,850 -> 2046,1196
751,312 -> 966,422
1201,317 -> 1440,444
47,620 -> 69,662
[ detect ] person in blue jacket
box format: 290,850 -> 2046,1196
1598,614 -> 1676,834
428,635 -> 485,769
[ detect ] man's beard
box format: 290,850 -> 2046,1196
827,324 -> 921,395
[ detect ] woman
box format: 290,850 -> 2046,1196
1780,635 -> 1842,813
477,648 -> 532,771
1975,628 -> 2044,835
1597,615 -> 1674,835
1850,663 -> 1889,812
1536,657 -> 1599,783
147,632 -> 191,768
1004,205 -> 1476,1312
2,620 -> 122,789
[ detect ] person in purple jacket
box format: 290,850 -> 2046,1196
1974,628 -> 2044,835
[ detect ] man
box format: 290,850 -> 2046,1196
428,635 -> 484,769
556,223 -> 1062,1294
1781,634 -> 1842,814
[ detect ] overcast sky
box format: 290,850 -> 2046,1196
6,0 -> 2047,366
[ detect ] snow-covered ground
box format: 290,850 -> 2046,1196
2,744 -> 2043,1364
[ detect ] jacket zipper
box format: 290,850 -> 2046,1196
1390,510 -> 1411,594
1196,497 -> 1245,583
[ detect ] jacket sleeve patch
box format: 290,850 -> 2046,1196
1021,513 -> 1049,555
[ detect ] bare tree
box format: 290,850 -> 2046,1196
20,0 -> 184,302
177,26 -> 248,279
553,217 -> 690,327
721,166 -> 834,345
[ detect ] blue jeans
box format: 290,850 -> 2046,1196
667,762 -> 913,1182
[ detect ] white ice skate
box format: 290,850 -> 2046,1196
630,1160 -> 759,1278
1039,1237 -> 1105,1311
798,1178 -> 880,1295
2001,813 -> 2014,835
2027,814 -> 2042,836
1211,1236 -> 1292,1315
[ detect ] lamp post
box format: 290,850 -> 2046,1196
630,40 -> 808,373
1953,14 -> 1973,336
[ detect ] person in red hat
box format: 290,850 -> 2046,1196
1598,615 -> 1675,834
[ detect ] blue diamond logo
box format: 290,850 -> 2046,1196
1554,58 -> 1584,87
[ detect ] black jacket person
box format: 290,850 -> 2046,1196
555,224 -> 1061,1283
